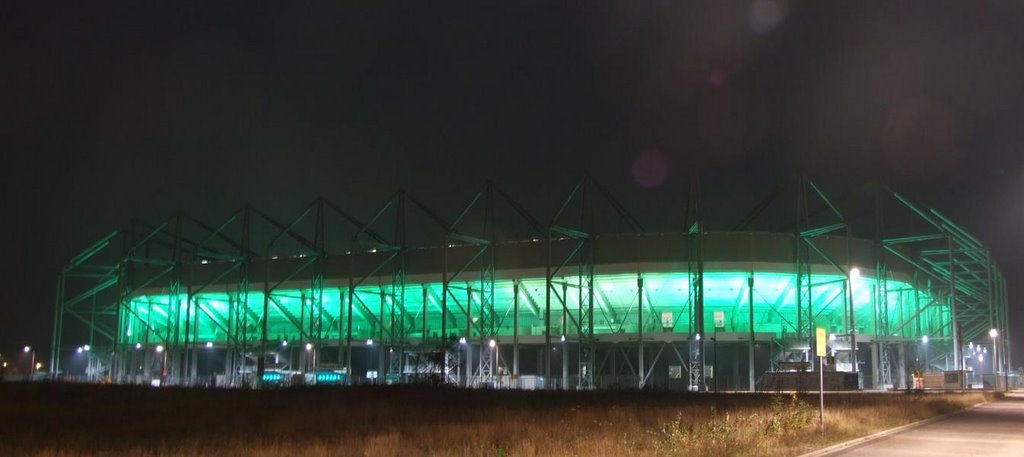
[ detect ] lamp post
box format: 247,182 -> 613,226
23,346 -> 35,381
305,343 -> 315,378
989,329 -> 1000,391
489,339 -> 497,388
77,344 -> 92,380
156,344 -> 167,385
921,335 -> 929,376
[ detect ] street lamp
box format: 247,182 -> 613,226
155,345 -> 167,384
989,329 -> 1002,391
23,346 -> 35,380
305,343 -> 314,374
76,344 -> 93,380
489,339 -> 498,387
921,335 -> 929,374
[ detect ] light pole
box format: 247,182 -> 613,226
77,345 -> 93,380
989,329 -> 1000,391
156,344 -> 167,385
921,335 -> 929,373
489,339 -> 497,388
23,346 -> 35,381
305,343 -> 314,379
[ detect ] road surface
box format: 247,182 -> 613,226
821,392 -> 1024,456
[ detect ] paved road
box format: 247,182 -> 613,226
824,393 -> 1024,456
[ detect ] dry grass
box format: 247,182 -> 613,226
0,383 -> 995,456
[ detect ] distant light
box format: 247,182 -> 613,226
205,342 -> 213,348
200,259 -> 209,265
560,335 -> 566,342
366,339 -> 373,346
747,0 -> 787,35
305,343 -> 313,351
989,329 -> 998,338
2,362 -> 6,368
135,343 -> 142,349
83,345 -> 90,351
922,335 -> 929,344
282,340 -> 288,347
979,354 -> 984,362
969,342 -> 974,349
695,333 -> 701,341
489,339 -> 496,348
156,345 -> 164,353
77,347 -> 83,354
35,362 -> 42,370
23,346 -> 30,353
459,337 -> 467,345
829,333 -> 836,341
709,69 -> 727,88
389,348 -> 394,353
850,267 -> 861,280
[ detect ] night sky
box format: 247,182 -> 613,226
3,2 -> 1024,368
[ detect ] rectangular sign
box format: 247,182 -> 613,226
714,311 -> 725,328
816,327 -> 827,355
661,312 -> 674,329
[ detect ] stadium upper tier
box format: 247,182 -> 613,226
124,231 -> 944,346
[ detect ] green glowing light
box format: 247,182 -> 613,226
316,371 -> 345,383
123,271 -> 944,345
261,371 -> 285,383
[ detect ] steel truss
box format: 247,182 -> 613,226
51,177 -> 1011,391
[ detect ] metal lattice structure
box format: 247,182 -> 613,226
51,177 -> 1012,391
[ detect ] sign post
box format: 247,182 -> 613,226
713,311 -> 724,392
816,327 -> 826,433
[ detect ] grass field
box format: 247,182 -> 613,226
0,383 -> 995,456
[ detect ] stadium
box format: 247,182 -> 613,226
50,177 -> 1011,391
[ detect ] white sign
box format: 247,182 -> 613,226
714,311 -> 725,328
661,312 -> 674,329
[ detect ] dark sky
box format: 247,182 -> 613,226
3,2 -> 1024,368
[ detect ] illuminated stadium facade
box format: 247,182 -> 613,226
51,178 -> 1011,391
